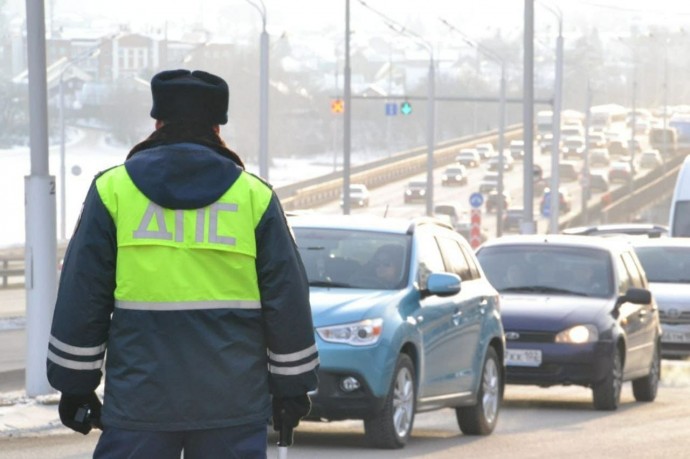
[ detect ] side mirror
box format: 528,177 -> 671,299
614,287 -> 652,312
424,272 -> 462,298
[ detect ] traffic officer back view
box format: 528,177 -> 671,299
47,69 -> 319,458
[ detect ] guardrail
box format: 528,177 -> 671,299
275,125 -> 523,210
1,127 -> 678,288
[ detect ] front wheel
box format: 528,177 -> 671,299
592,347 -> 623,411
632,341 -> 660,402
364,354 -> 416,449
456,346 -> 503,435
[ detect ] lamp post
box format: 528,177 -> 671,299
617,37 -> 638,192
440,19 -> 507,236
539,1 -> 563,234
58,46 -> 101,241
343,0 -> 352,215
356,0 -> 435,215
246,0 -> 269,181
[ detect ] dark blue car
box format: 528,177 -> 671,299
476,235 -> 661,411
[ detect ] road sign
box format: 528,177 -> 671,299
385,102 -> 397,116
469,192 -> 484,209
400,100 -> 412,115
470,208 -> 482,249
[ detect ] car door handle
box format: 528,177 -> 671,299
452,309 -> 463,326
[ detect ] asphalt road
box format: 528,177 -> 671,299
2,380 -> 688,458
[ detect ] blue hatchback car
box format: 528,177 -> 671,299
289,214 -> 505,449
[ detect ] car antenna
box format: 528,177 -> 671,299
383,204 -> 389,218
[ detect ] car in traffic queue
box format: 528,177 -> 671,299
403,180 -> 428,204
588,172 -> 610,193
441,164 -> 469,186
503,208 -> 523,233
476,235 -> 661,411
475,142 -> 496,159
638,149 -> 663,169
562,136 -> 586,160
559,161 -> 580,182
608,160 -> 634,183
589,148 -> 611,167
289,214 -> 506,448
631,238 -> 690,358
455,148 -> 481,167
340,183 -> 370,208
485,190 -> 511,213
540,187 -> 572,214
487,154 -> 514,172
509,140 -> 525,160
478,172 -> 500,194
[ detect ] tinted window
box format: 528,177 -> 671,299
437,236 -> 471,280
621,252 -> 645,288
477,244 -> 613,298
293,228 -> 410,289
634,245 -> 690,283
416,228 -> 446,290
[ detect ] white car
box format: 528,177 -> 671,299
341,184 -> 370,208
632,238 -> 690,358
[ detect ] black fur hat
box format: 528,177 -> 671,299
150,69 -> 229,125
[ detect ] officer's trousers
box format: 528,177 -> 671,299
93,421 -> 268,459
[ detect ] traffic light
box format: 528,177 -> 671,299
400,100 -> 412,115
331,98 -> 344,114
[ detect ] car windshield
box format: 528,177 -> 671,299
294,228 -> 411,290
477,245 -> 614,298
634,246 -> 690,283
408,182 -> 426,189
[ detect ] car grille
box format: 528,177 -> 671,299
504,331 -> 555,343
659,308 -> 690,325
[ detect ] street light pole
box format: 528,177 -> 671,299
356,0 -> 435,215
343,0 -> 352,215
439,19 -> 506,236
246,0 -> 269,181
540,1 -> 563,234
522,0 -> 536,234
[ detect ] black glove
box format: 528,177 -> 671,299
58,392 -> 102,435
272,394 -> 311,432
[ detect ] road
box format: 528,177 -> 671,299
2,378 -> 688,458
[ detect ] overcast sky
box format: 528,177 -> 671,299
8,0 -> 690,40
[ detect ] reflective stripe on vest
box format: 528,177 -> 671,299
96,165 -> 273,303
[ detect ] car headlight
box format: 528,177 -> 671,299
316,318 -> 383,346
555,324 -> 599,344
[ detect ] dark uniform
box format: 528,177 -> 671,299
47,69 -> 318,459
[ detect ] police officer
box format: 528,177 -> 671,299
47,69 -> 319,458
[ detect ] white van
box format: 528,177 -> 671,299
669,155 -> 690,237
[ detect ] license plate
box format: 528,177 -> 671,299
506,349 -> 542,367
662,331 -> 690,343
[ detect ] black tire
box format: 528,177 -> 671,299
632,341 -> 660,402
364,354 -> 416,449
456,346 -> 503,435
592,347 -> 623,411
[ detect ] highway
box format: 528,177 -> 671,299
310,123 -> 657,239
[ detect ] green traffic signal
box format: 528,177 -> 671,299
400,101 -> 412,115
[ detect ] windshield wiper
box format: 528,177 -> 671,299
501,286 -> 589,296
309,280 -> 352,288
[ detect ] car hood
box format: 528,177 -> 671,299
648,282 -> 690,307
500,294 -> 612,332
309,288 -> 408,327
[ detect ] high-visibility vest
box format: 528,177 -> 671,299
96,165 -> 273,308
